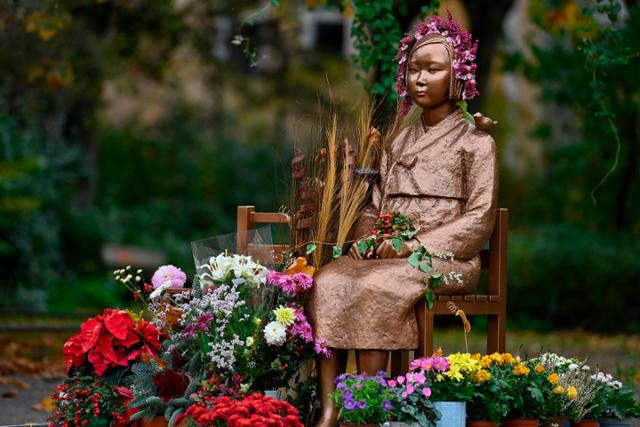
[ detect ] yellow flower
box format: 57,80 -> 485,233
535,365 -> 545,373
513,364 -> 530,376
471,353 -> 481,361
480,356 -> 493,367
474,369 -> 492,383
273,306 -> 296,326
446,366 -> 464,381
567,386 -> 577,400
503,353 -> 516,363
553,385 -> 565,394
490,352 -> 504,365
548,373 -> 560,384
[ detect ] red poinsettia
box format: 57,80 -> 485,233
180,393 -> 303,427
63,308 -> 160,376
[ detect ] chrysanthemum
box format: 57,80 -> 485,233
263,321 -> 286,346
273,306 -> 296,327
151,265 -> 187,289
314,337 -> 332,359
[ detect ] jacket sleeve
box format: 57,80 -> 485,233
413,132 -> 498,260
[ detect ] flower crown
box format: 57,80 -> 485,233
394,12 -> 479,115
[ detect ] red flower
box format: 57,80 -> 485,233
63,308 -> 161,377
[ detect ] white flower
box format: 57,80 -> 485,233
582,365 -> 591,370
568,363 -> 579,370
246,336 -> 255,347
264,321 -> 286,346
149,281 -> 171,299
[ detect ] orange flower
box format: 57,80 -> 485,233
503,353 -> 516,363
553,385 -> 565,394
285,257 -> 315,277
513,364 -> 530,376
548,373 -> 560,384
535,365 -> 545,373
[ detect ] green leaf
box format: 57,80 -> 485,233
408,251 -> 421,268
425,290 -> 435,309
391,237 -> 403,252
332,245 -> 342,259
418,261 -> 432,273
305,243 -> 316,255
357,239 -> 369,255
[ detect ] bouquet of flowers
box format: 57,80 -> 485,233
356,212 -> 418,256
428,352 -> 479,402
590,371 -> 640,419
331,372 -> 395,425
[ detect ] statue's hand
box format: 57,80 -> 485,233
348,242 -> 374,259
376,239 -> 413,259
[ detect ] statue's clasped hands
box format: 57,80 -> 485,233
348,239 -> 414,259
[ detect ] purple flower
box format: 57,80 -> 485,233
383,399 -> 392,413
357,400 -> 367,409
151,265 -> 187,289
182,324 -> 196,338
267,271 -> 297,294
290,320 -> 313,343
292,273 -> 313,290
343,398 -> 357,411
342,388 -> 353,399
196,312 -> 213,331
314,337 -> 332,359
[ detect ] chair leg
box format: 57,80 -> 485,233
416,301 -> 434,358
487,314 -> 505,353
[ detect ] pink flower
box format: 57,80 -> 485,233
267,271 -> 297,294
397,375 -> 405,385
414,372 -> 426,385
151,265 -> 187,289
388,379 -> 397,387
314,338 -> 332,359
292,273 -> 313,291
291,320 -> 313,343
422,387 -> 432,398
406,383 -> 415,395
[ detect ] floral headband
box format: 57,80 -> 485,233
394,12 -> 479,115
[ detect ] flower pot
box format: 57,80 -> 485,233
263,389 -> 282,400
338,424 -> 378,427
570,420 -> 599,427
503,420 -> 540,427
542,418 -> 567,427
382,423 -> 418,427
598,419 -> 631,427
467,421 -> 500,427
140,417 -> 169,427
434,401 -> 466,427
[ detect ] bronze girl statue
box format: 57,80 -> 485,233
308,13 -> 499,427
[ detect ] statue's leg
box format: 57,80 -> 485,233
356,350 -> 389,375
315,349 -> 347,427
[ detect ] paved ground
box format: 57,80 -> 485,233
0,374 -> 61,425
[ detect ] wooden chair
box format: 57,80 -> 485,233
236,205 -> 508,374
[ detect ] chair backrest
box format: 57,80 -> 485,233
236,206 -> 290,264
480,208 -> 508,296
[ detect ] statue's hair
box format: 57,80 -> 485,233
394,11 -> 479,115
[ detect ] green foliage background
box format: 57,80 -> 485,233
0,0 -> 638,332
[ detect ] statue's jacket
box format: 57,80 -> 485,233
308,109 -> 499,350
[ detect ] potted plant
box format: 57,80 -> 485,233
387,364 -> 441,427
427,353 -> 479,427
331,372 -> 395,426
590,372 -> 640,427
499,358 -> 551,427
466,353 -> 515,427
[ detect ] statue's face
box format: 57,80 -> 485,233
406,42 -> 451,110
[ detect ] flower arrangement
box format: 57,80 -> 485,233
394,12 -> 479,115
331,372 -> 395,425
179,392 -> 303,427
355,212 -> 418,256
48,374 -> 133,427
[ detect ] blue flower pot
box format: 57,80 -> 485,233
598,418 -> 631,427
434,401 -> 466,427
